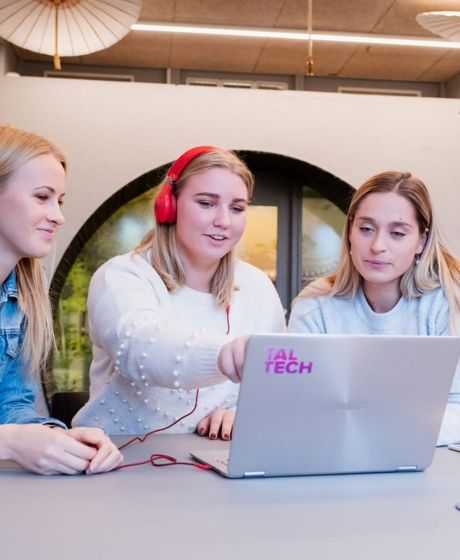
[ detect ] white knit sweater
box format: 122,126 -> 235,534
73,252 -> 286,434
288,287 -> 460,445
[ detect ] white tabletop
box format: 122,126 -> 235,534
1,434 -> 460,560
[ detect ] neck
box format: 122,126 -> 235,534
0,253 -> 19,286
179,253 -> 220,293
363,280 -> 401,313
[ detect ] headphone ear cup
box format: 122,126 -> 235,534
154,183 -> 177,224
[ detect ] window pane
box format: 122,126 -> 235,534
301,190 -> 345,286
54,189 -> 155,391
238,205 -> 278,283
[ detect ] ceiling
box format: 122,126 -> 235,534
10,0 -> 460,83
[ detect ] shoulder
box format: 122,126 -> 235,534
234,260 -> 283,308
290,291 -> 332,318
415,287 -> 450,324
233,260 -> 285,330
234,260 -> 276,291
416,286 -> 448,311
423,286 -> 447,301
92,251 -> 159,282
93,251 -> 147,275
288,292 -> 334,334
289,287 -> 352,334
89,251 -> 168,297
404,287 -> 452,334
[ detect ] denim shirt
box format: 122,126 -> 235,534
0,270 -> 65,426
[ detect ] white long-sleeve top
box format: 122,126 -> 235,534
73,252 -> 286,434
288,286 -> 460,446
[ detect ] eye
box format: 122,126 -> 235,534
359,226 -> 374,234
230,205 -> 246,214
197,199 -> 214,208
391,231 -> 406,238
35,193 -> 49,202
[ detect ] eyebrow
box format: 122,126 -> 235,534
193,191 -> 248,203
33,185 -> 66,198
355,216 -> 413,229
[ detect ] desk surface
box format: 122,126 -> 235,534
1,434 -> 460,560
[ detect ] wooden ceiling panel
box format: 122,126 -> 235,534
417,50 -> 460,81
13,46 -> 83,65
73,34 -> 172,68
169,35 -> 263,73
8,0 -> 460,84
374,0 -> 460,36
338,44 -> 446,81
255,41 -> 358,76
138,0 -> 177,22
174,0 -> 285,26
276,0 -> 396,32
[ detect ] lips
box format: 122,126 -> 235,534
206,234 -> 228,241
365,259 -> 391,269
37,228 -> 56,239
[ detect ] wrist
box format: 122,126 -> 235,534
0,424 -> 20,460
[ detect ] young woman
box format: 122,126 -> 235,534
73,146 -> 286,439
0,125 -> 123,474
288,171 -> 460,445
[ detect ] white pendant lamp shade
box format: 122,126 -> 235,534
416,11 -> 460,42
0,0 -> 142,67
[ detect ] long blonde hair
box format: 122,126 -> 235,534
0,125 -> 67,375
136,148 -> 254,308
296,171 -> 460,332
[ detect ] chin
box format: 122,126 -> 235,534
23,245 -> 53,260
363,274 -> 399,286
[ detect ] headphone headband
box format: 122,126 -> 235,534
167,145 -> 217,183
154,145 -> 218,224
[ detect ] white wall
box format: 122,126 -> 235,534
1,75 -> 460,268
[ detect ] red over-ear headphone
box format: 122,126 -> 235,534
154,145 -> 217,224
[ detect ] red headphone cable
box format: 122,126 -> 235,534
116,305 -> 231,471
116,389 -> 210,470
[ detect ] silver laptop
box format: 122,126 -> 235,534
190,333 -> 460,478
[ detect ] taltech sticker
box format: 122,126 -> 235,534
264,348 -> 313,375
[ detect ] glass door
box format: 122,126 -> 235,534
238,172 -> 301,313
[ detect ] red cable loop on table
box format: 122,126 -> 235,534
115,306 -> 231,471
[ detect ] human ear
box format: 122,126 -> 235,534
416,228 -> 428,255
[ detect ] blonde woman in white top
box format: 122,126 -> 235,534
74,146 -> 285,439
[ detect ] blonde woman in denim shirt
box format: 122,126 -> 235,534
0,125 -> 122,474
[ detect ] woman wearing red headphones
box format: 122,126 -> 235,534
73,146 -> 285,439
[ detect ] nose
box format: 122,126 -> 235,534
48,201 -> 65,226
370,232 -> 387,253
213,204 -> 231,227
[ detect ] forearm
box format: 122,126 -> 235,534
96,313 -> 230,389
0,367 -> 65,427
89,264 -> 230,389
0,402 -> 57,426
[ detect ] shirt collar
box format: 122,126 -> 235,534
0,269 -> 19,303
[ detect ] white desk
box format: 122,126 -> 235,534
1,434 -> 460,560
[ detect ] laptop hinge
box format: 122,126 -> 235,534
397,465 -> 417,471
243,471 -> 266,477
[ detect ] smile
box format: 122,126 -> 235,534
206,234 -> 227,241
